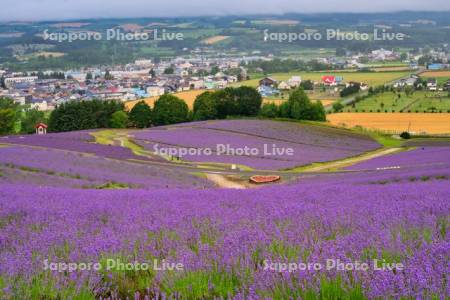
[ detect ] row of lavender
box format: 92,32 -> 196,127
347,147 -> 450,170
0,151 -> 449,298
0,145 -> 211,189
133,120 -> 381,170
0,131 -> 149,161
194,119 -> 379,152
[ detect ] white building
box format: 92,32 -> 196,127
278,81 -> 290,90
287,76 -> 302,88
31,100 -> 52,111
135,59 -> 153,67
146,86 -> 165,97
188,79 -> 205,89
4,76 -> 38,88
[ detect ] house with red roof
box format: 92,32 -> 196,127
322,76 -> 337,86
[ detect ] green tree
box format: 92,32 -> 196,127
310,102 -> 326,121
278,101 -> 290,118
163,67 -> 174,75
260,103 -> 279,118
210,65 -> 220,75
359,56 -> 369,63
193,92 -> 218,121
0,97 -> 20,135
234,86 -> 262,116
21,108 -> 47,134
288,88 -> 310,120
290,101 -> 302,119
104,70 -> 114,80
332,102 -> 344,113
110,111 -> 129,128
212,88 -> 239,119
300,80 -> 314,91
153,94 -> 189,126
400,131 -> 411,139
340,83 -> 361,97
48,100 -> 123,132
287,88 -> 325,121
129,101 -> 152,128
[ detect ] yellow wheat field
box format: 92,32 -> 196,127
420,71 -> 450,78
201,36 -> 230,44
327,113 -> 450,134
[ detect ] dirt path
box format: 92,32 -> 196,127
206,174 -> 247,189
303,148 -> 402,172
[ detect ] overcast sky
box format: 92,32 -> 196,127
1,0 -> 450,22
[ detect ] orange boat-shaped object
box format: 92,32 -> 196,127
249,175 -> 281,184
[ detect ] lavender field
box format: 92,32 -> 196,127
0,171 -> 448,299
346,147 -> 450,170
0,120 -> 449,299
0,145 -> 211,189
0,131 -> 148,161
133,120 -> 381,170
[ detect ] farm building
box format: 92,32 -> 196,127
257,85 -> 280,97
427,63 -> 448,70
322,76 -> 337,86
427,78 -> 438,91
287,76 -> 302,88
259,77 -> 277,87
277,81 -> 290,90
146,85 -> 165,97
394,76 -> 418,88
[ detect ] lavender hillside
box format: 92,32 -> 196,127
347,147 -> 450,170
133,120 -> 381,170
0,121 -> 448,299
0,171 -> 448,299
0,145 -> 212,189
196,120 -> 380,152
0,131 -> 148,161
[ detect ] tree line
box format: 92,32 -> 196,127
259,89 -> 326,121
0,86 -> 326,135
48,100 -> 124,132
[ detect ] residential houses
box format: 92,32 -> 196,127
370,49 -> 399,61
427,78 -> 438,91
0,56 -> 249,110
4,76 -> 38,88
257,85 -> 279,97
393,76 -> 419,88
287,76 -> 302,88
322,76 -> 338,86
259,77 -> 277,87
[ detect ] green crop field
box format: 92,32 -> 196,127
346,91 -> 450,113
420,76 -> 450,85
409,97 -> 450,112
233,71 -> 411,88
